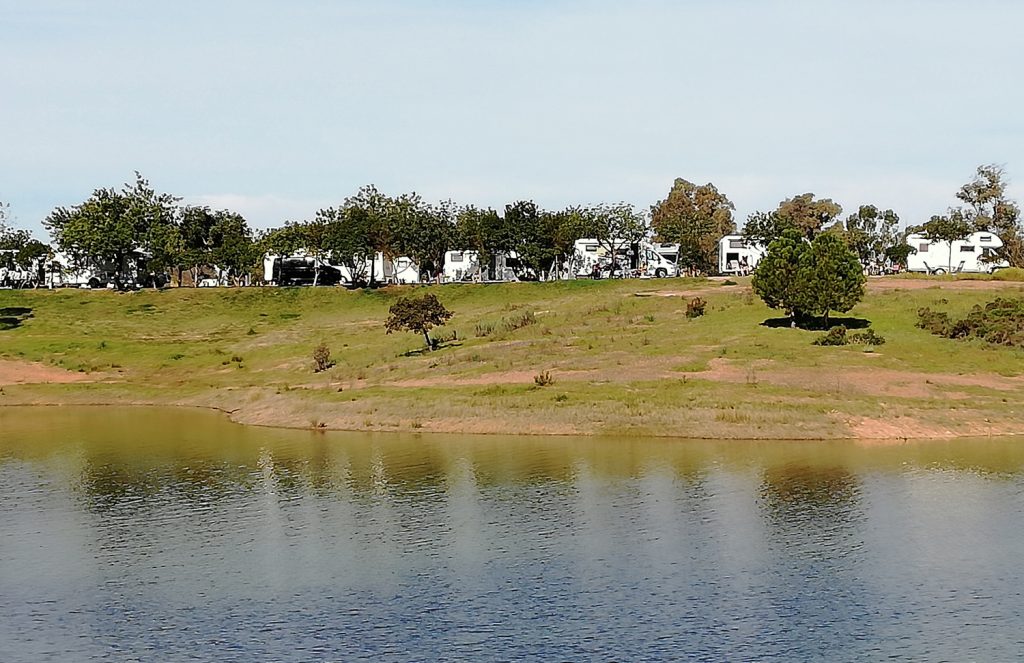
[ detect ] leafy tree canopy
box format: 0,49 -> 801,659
752,229 -> 865,326
650,178 -> 735,273
384,293 -> 454,349
744,193 -> 842,245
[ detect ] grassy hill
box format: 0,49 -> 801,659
2,276 -> 1024,439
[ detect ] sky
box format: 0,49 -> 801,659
2,0 -> 1022,238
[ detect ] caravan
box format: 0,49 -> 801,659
571,239 -> 679,278
717,235 -> 766,275
905,231 -> 1008,274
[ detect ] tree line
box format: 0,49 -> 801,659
0,164 -> 1020,289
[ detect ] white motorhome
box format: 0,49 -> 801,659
905,231 -> 1008,274
264,252 -> 423,286
442,250 -> 520,283
718,235 -> 766,275
571,239 -> 679,278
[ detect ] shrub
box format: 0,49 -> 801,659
686,297 -> 706,318
534,370 -> 555,387
312,343 -> 334,372
916,307 -> 952,336
475,321 -> 497,337
503,310 -> 536,332
849,328 -> 886,346
813,325 -> 848,346
918,297 -> 1024,346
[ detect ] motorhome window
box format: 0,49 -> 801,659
960,245 -> 975,253
729,239 -> 744,249
585,244 -> 598,252
918,244 -> 929,252
981,236 -> 992,242
450,252 -> 463,262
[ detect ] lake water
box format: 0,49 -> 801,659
2,407 -> 1024,661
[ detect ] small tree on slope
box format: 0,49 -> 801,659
385,293 -> 454,350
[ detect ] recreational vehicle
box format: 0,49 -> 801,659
264,252 -> 423,287
571,239 -> 679,278
717,235 -> 766,275
442,251 -> 519,283
904,231 -> 1009,274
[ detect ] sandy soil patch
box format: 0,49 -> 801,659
0,360 -> 94,385
867,278 -> 1024,292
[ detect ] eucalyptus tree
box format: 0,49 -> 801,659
842,205 -> 900,271
956,164 -> 1022,266
920,210 -> 972,273
650,178 -> 735,274
744,193 -> 842,245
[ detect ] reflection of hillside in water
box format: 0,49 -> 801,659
4,407 -> 1024,510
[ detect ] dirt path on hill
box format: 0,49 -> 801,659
644,276 -> 1024,300
0,360 -> 93,385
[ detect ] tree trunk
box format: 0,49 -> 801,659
423,330 -> 431,349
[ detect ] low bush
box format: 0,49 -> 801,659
813,325 -> 848,346
312,343 -> 334,372
475,311 -> 537,338
918,297 -> 1024,346
849,328 -> 886,346
813,325 -> 887,347
534,370 -> 555,387
686,297 -> 706,319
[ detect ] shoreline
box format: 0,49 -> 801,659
2,400 -> 1021,444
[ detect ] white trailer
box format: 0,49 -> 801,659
571,239 -> 678,278
905,231 -> 1008,274
718,235 -> 766,275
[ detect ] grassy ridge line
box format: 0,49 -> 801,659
2,277 -> 1024,439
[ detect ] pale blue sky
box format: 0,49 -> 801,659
2,0 -> 1021,237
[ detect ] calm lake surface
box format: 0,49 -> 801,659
2,407 -> 1024,661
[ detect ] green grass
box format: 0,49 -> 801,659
2,276 -> 1024,439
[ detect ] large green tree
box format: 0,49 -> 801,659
44,173 -> 177,289
751,230 -> 808,325
209,211 -> 257,285
388,194 -> 454,283
752,230 -> 865,326
338,185 -> 392,285
582,202 -> 646,275
454,205 -> 506,280
651,179 -> 735,274
793,232 -> 866,326
505,200 -> 552,278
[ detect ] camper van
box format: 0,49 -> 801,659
905,231 -> 1009,274
718,235 -> 766,275
571,239 -> 679,278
